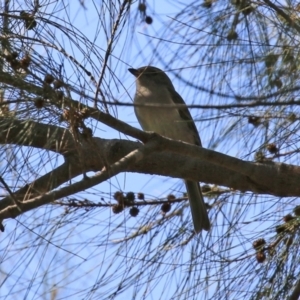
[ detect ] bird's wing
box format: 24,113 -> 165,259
169,88 -> 202,147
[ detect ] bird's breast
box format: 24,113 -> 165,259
134,87 -> 196,144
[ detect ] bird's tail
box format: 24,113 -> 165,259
185,180 -> 210,233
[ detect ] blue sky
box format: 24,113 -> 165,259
1,1 -> 298,299
0,1 -> 217,299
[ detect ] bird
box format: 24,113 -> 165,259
129,66 -> 210,232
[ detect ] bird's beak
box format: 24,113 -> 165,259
128,68 -> 139,77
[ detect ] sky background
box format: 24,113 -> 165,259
1,0 -> 298,299
1,2 -> 215,299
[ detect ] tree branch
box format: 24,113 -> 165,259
288,278 -> 300,300
0,138 -> 158,220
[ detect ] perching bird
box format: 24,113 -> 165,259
129,66 -> 210,232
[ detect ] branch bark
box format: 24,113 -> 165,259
1,117 -> 300,222
2,117 -> 300,196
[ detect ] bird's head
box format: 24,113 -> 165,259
128,66 -> 175,89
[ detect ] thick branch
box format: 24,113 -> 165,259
2,118 -> 300,201
288,278 -> 300,300
0,117 -> 75,155
0,139 -> 157,220
1,118 -> 300,222
0,161 -> 83,211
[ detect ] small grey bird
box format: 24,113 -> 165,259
129,66 -> 210,232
